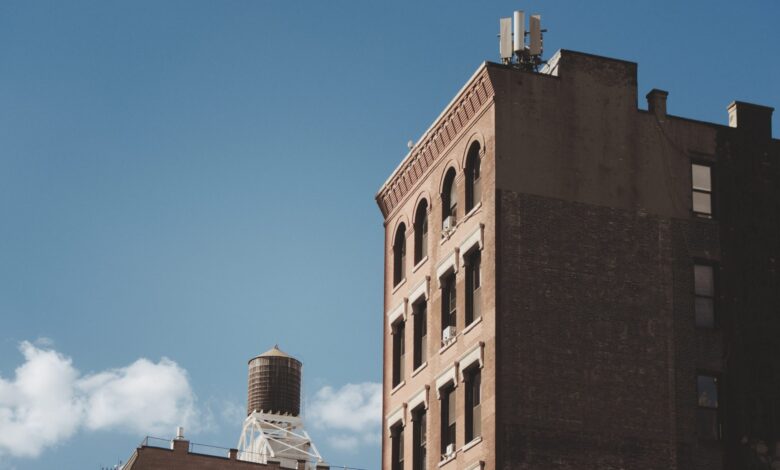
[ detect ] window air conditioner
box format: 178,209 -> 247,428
442,326 -> 456,343
442,215 -> 456,233
445,443 -> 455,457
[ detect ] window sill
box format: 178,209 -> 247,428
462,317 -> 483,336
439,336 -> 458,354
391,278 -> 407,295
412,362 -> 428,377
390,380 -> 406,395
463,202 -> 482,222
692,212 -> 715,221
461,437 -> 482,453
412,256 -> 428,273
440,227 -> 457,243
438,451 -> 458,467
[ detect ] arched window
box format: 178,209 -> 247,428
442,168 -> 457,231
465,142 -> 482,212
393,224 -> 406,286
414,200 -> 428,264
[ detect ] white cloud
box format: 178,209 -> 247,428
0,341 -> 196,459
307,382 -> 382,453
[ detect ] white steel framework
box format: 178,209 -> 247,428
237,411 -> 324,469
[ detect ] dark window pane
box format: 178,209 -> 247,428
443,169 -> 457,225
694,265 -> 714,296
440,387 -> 456,454
421,217 -> 428,259
695,297 -> 714,328
415,201 -> 429,263
394,225 -> 406,285
697,375 -> 718,408
393,322 -> 405,386
443,275 -> 457,331
398,427 -> 404,462
473,403 -> 481,439
448,388 -> 456,426
392,425 -> 404,470
466,251 -> 482,324
413,408 -> 427,470
414,301 -> 427,368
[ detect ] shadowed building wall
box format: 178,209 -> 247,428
376,49 -> 779,470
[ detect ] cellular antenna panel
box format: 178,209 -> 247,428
513,11 -> 525,53
529,14 -> 542,56
499,17 -> 512,62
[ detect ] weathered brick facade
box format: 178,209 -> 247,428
377,49 -> 779,470
123,438 -> 329,470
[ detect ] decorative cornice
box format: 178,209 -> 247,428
376,65 -> 495,219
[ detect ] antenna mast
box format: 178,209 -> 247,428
499,10 -> 546,71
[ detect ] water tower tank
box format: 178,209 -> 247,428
247,345 -> 302,416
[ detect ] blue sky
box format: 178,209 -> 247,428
0,1 -> 778,469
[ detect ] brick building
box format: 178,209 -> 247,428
122,436 -> 281,470
375,49 -> 779,469
121,433 -> 330,470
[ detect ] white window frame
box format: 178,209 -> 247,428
408,386 -> 430,411
386,404 -> 406,431
459,225 -> 484,267
436,250 -> 459,287
458,342 -> 485,382
408,277 -> 430,305
387,301 -> 407,329
435,364 -> 458,399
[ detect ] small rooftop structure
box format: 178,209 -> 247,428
238,346 -> 325,470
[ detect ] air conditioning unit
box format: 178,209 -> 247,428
445,443 -> 455,457
442,326 -> 456,343
442,215 -> 456,233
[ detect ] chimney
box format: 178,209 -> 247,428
228,449 -> 239,460
171,437 -> 188,454
728,101 -> 774,140
647,89 -> 669,120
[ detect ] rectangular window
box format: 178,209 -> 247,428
465,368 -> 482,443
391,424 -> 404,470
694,264 -> 715,328
465,250 -> 482,325
441,386 -> 456,456
413,300 -> 427,369
692,163 -> 713,217
697,374 -> 720,440
442,273 -> 457,333
413,407 -> 427,470
473,162 -> 481,207
392,321 -> 405,386
420,217 -> 428,261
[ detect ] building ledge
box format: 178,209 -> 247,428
438,450 -> 459,467
412,362 -> 428,377
439,336 -> 458,354
390,380 -> 406,395
462,317 -> 483,336
413,256 -> 428,273
462,436 -> 483,453
391,278 -> 407,295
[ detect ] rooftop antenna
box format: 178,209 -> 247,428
499,17 -> 512,64
498,10 -> 546,71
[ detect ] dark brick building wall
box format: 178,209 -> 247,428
496,191 -> 681,469
715,114 -> 780,468
377,48 -> 779,470
124,439 -> 330,470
